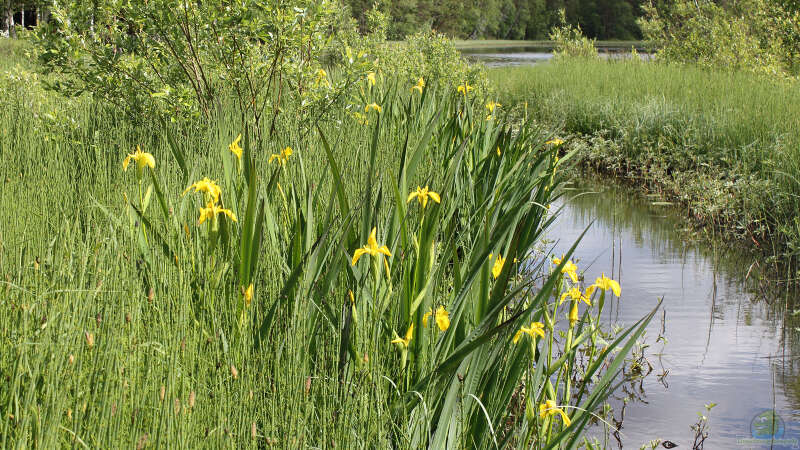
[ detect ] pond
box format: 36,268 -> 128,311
460,44 -> 649,67
544,179 -> 800,448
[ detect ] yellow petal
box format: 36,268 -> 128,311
492,255 -> 505,279
422,310 -> 432,327
378,246 -> 392,257
367,228 -> 378,249
406,191 -> 418,204
351,248 -> 367,266
122,155 -> 131,171
560,410 -> 572,426
243,284 -> 254,306
221,208 -> 237,222
428,191 -> 441,204
435,306 -> 450,331
567,270 -> 579,283
404,323 -> 414,341
611,280 -> 621,297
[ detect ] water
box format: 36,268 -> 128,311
460,45 -> 648,67
545,180 -> 800,448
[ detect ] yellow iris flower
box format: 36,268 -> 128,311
351,227 -> 392,266
561,260 -> 579,283
183,177 -> 222,204
492,254 -> 506,279
365,103 -> 382,113
367,72 -> 376,86
411,77 -> 425,94
229,134 -> 243,161
406,185 -> 441,209
197,201 -> 237,225
457,82 -> 474,95
592,273 -> 621,296
423,306 -> 450,331
268,147 -> 293,166
545,138 -> 565,146
560,287 -> 591,306
391,323 -> 414,347
513,321 -> 545,344
122,146 -> 155,173
539,399 -> 571,426
243,283 -> 254,307
486,101 -> 501,112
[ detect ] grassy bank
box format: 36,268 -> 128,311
490,59 -> 800,276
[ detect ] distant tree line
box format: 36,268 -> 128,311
344,0 -> 644,40
2,0 -> 49,37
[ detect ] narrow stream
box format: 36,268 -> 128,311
545,180 -> 800,448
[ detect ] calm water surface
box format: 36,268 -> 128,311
546,181 -> 800,448
461,46 -> 554,67
460,45 -> 649,67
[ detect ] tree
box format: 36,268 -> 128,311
36,0 -> 365,143
3,0 -> 16,37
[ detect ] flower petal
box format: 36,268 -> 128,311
351,248 -> 367,266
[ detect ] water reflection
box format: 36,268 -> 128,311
461,45 -> 649,67
545,179 -> 800,448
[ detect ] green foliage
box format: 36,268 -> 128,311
639,0 -> 800,76
367,30 -> 488,91
549,9 -> 599,59
34,0 -> 357,134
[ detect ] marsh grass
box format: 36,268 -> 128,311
0,40 -> 656,447
491,59 -> 800,269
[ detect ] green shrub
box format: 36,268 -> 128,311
366,30 -> 487,91
548,10 -> 599,60
639,0 -> 800,77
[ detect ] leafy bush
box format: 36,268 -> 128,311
365,30 -> 487,91
35,0 -> 361,132
639,0 -> 800,77
548,10 -> 599,60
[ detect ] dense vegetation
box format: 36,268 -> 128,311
345,0 -> 643,40
0,1 -> 655,446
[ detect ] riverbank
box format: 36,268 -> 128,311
489,59 -> 800,281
